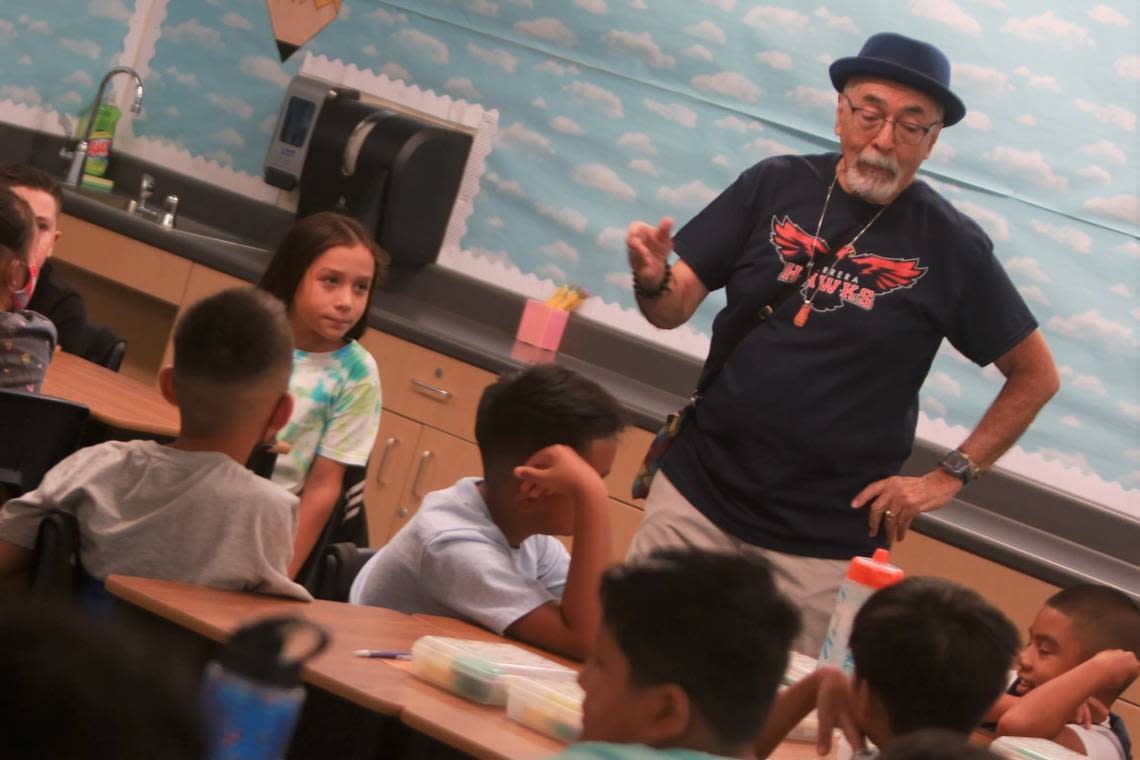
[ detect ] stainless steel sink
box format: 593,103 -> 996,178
64,185 -> 268,252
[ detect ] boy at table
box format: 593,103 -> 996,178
350,364 -> 625,659
552,549 -> 800,760
0,288 -> 310,600
987,584 -> 1139,760
755,577 -> 1020,757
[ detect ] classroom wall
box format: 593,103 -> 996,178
1,0 -> 1137,515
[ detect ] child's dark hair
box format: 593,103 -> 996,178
173,288 -> 293,437
1046,584 -> 1140,661
258,211 -> 390,341
877,729 -> 1002,760
0,598 -> 206,759
0,184 -> 34,263
474,364 -> 626,477
600,549 -> 800,746
850,577 -> 1019,736
0,163 -> 63,212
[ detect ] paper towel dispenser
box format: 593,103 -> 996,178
266,75 -> 474,269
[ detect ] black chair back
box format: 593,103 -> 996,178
245,443 -> 280,479
79,322 -> 127,372
315,542 -> 377,602
295,463 -> 370,594
0,389 -> 89,495
29,510 -> 82,599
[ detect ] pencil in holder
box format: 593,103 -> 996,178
516,299 -> 570,351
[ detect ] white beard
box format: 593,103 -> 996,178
844,154 -> 901,205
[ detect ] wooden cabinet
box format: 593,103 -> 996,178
54,214 -> 193,383
603,427 -> 652,508
160,264 -> 247,368
363,411 -> 424,547
387,425 -> 483,540
361,409 -> 483,547
359,329 -> 496,442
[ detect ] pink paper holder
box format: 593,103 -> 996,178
516,299 -> 569,351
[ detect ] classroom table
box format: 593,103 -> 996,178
42,351 -> 180,438
106,575 -> 833,760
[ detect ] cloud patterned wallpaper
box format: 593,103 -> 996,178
1,0 -> 1137,514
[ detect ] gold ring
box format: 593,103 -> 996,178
884,509 -> 893,520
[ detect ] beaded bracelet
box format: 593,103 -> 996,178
632,262 -> 673,299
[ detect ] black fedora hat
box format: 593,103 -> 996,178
829,32 -> 966,126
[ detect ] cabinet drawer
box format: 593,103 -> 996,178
360,329 -> 496,442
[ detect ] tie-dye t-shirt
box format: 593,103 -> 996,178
271,340 -> 381,494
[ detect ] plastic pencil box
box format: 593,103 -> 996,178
409,635 -> 577,706
506,676 -> 584,742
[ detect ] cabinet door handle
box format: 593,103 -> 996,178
374,436 -> 399,485
411,378 -> 452,402
411,450 -> 434,498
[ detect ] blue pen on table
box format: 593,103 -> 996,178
353,649 -> 412,660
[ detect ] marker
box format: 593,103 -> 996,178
353,649 -> 412,660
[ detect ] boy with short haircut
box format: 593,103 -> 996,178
350,364 -> 625,658
755,577 -> 1020,757
990,584 -> 1140,760
0,288 -> 309,600
0,164 -> 86,352
551,549 -> 801,759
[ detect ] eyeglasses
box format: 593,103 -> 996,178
841,92 -> 940,146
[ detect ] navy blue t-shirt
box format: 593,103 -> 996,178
661,153 -> 1037,559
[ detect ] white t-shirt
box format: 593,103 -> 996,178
271,340 -> 381,494
1069,722 -> 1126,760
0,440 -> 310,600
349,477 -> 570,634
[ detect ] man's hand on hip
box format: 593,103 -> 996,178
850,469 -> 962,542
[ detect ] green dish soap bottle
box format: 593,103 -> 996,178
78,99 -> 122,178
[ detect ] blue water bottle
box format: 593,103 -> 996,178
200,616 -> 329,760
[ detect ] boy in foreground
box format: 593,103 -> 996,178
0,288 -> 308,600
551,549 -> 800,759
989,584 -> 1139,760
755,577 -> 1020,756
350,364 -> 625,659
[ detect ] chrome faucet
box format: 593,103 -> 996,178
65,66 -> 144,186
126,173 -> 179,228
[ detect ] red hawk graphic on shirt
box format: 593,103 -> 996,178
769,215 -> 926,313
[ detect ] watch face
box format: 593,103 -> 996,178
941,451 -> 972,482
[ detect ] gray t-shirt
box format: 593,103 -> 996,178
0,440 -> 310,600
349,476 -> 569,633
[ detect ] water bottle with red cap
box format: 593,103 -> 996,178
818,548 -> 904,674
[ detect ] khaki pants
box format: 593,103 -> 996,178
627,472 -> 846,656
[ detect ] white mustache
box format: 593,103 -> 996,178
855,154 -> 899,179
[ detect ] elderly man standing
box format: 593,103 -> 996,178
625,33 -> 1059,653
